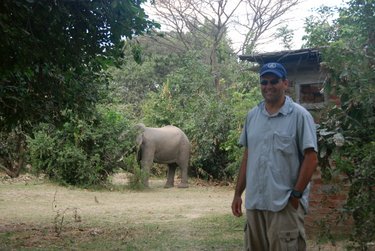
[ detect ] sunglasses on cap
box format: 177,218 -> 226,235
260,78 -> 280,85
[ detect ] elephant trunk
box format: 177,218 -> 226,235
135,124 -> 145,164
136,144 -> 142,164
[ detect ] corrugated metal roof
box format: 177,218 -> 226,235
238,48 -> 321,65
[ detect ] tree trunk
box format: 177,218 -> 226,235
0,133 -> 25,178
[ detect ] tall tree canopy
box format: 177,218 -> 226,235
145,0 -> 301,89
0,0 -> 158,177
0,0 -> 157,130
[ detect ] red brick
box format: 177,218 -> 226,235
306,170 -> 352,235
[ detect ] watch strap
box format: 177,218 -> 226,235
291,189 -> 303,199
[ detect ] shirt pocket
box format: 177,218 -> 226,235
273,133 -> 295,155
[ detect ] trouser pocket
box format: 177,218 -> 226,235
243,222 -> 250,251
279,229 -> 306,251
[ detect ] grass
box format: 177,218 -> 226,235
0,214 -> 244,250
0,172 -> 350,250
0,173 -> 245,250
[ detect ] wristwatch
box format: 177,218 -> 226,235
290,189 -> 303,199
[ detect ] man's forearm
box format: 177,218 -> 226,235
294,148 -> 318,192
234,148 -> 248,196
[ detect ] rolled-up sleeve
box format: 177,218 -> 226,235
297,113 -> 318,154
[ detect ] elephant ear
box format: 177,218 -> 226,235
135,123 -> 146,132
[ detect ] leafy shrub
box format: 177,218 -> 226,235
318,106 -> 375,247
306,1 -> 375,247
120,154 -> 147,190
127,166 -> 148,190
222,85 -> 262,179
28,108 -> 135,187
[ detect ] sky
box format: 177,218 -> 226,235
239,0 -> 346,52
282,0 -> 345,49
144,0 -> 346,53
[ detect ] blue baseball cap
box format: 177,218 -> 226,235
260,62 -> 287,78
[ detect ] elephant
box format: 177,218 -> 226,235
135,123 -> 191,188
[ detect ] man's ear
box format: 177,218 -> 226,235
282,79 -> 289,89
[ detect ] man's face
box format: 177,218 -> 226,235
260,74 -> 288,104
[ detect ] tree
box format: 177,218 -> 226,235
236,0 -> 300,54
302,5 -> 340,48
304,1 -> 374,247
147,0 -> 242,90
0,0 -> 158,177
275,25 -> 294,50
140,52 -> 234,179
145,0 -> 302,89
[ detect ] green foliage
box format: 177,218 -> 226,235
345,142 -> 375,247
0,127 -> 27,177
222,84 -> 262,178
305,0 -> 375,247
105,45 -> 181,116
141,53 -> 228,179
142,52 -> 213,124
28,108 -> 134,187
275,25 -> 295,50
0,0 -> 158,178
127,165 -> 148,190
139,51 -> 261,181
28,123 -> 100,186
103,14 -> 261,182
120,153 -> 147,190
188,94 -> 232,179
302,6 -> 340,48
0,0 -> 157,131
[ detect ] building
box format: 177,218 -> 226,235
239,48 -> 328,110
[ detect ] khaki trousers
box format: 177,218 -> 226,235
244,201 -> 306,251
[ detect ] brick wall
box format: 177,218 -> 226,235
305,167 -> 353,237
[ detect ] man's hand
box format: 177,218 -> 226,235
290,196 -> 300,210
231,196 -> 243,217
231,149 -> 247,217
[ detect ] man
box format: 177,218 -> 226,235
231,62 -> 318,250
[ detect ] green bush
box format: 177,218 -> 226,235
222,85 -> 262,178
305,1 -> 375,247
127,166 -> 148,190
120,154 -> 147,190
28,108 -> 135,187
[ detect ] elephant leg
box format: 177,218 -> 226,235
164,163 -> 177,188
177,160 -> 189,188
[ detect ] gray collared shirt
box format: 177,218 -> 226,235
239,96 -> 318,213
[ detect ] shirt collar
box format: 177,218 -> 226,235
259,96 -> 294,117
